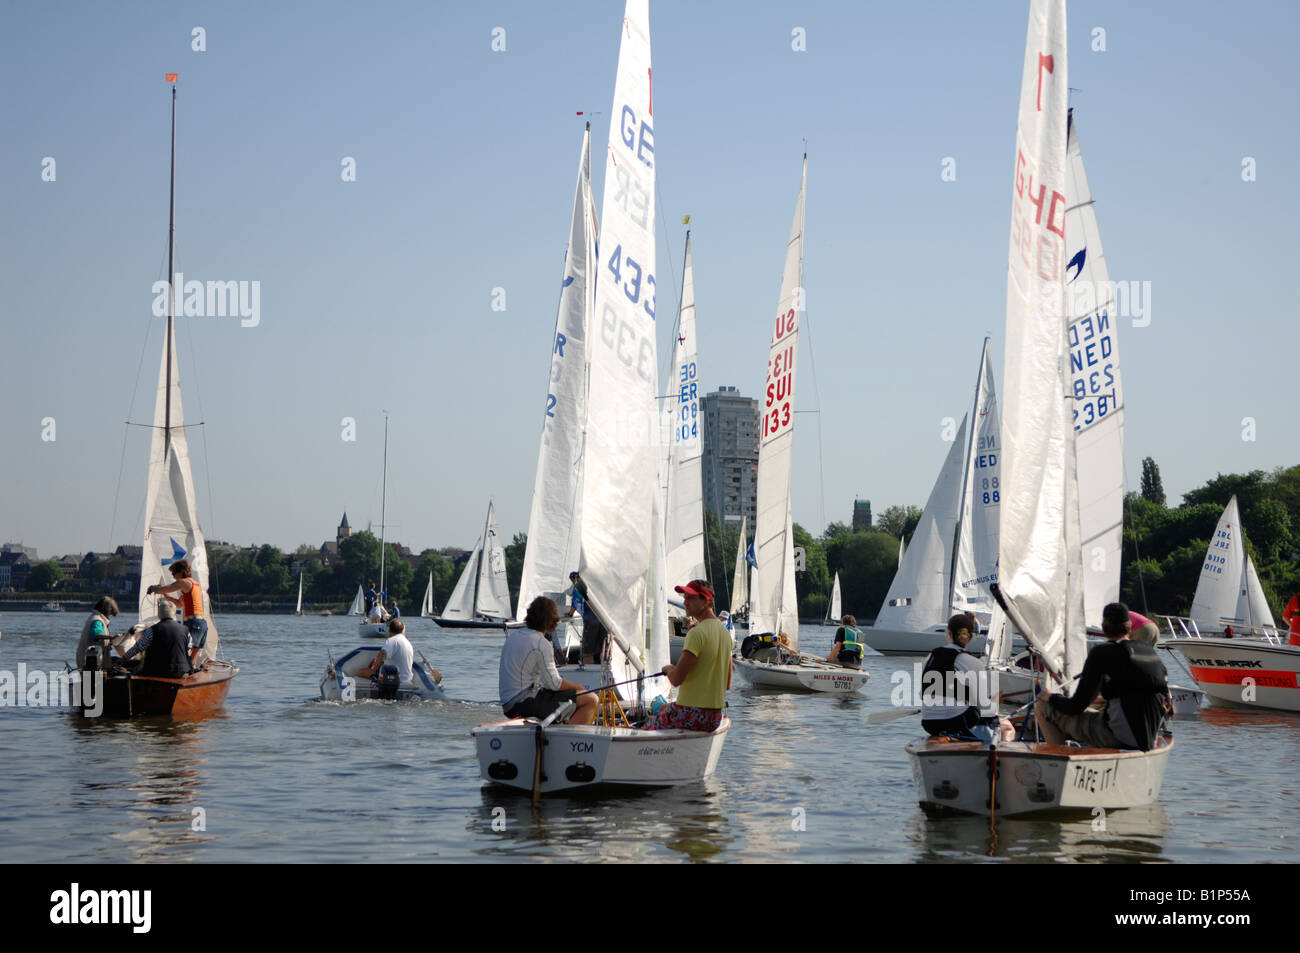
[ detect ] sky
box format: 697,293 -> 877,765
2,0 -> 1296,560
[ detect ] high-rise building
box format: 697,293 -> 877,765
701,386 -> 759,527
852,499 -> 872,531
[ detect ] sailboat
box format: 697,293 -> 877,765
295,572 -> 304,616
474,0 -> 729,793
355,416 -> 393,638
728,516 -> 750,633
86,76 -> 237,717
732,157 -> 868,696
1166,496 -> 1297,710
825,572 -> 842,625
432,502 -> 519,629
420,571 -> 435,619
513,122 -> 596,660
864,338 -> 1001,656
908,0 -> 1172,815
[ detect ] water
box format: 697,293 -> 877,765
1,611 -> 1296,863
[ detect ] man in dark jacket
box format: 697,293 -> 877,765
121,601 -> 193,678
1035,601 -> 1170,750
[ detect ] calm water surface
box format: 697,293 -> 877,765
1,611 -> 1296,863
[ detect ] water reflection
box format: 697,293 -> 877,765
69,712 -> 222,861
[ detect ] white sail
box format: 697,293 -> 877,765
1190,496 -> 1248,627
998,0 -> 1081,684
517,126 -> 596,619
1242,555 -> 1277,630
139,326 -> 219,660
780,508 -> 800,648
664,231 -> 706,590
421,571 -> 434,618
477,503 -> 513,620
577,0 -> 656,676
296,573 -> 303,614
875,416 -> 968,631
828,572 -> 842,623
752,157 -> 806,639
349,584 -> 365,616
1065,111 -> 1126,628
730,516 -> 748,616
441,538 -> 481,620
953,339 -> 1001,616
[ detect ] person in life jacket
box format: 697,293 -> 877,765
921,614 -> 1013,742
1036,602 -> 1171,751
76,596 -> 120,670
1285,592 -> 1300,646
146,559 -> 207,667
825,614 -> 865,669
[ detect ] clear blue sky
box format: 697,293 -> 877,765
2,0 -> 1295,560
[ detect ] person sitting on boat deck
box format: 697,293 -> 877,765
390,602 -> 400,619
566,571 -> 608,665
119,600 -> 193,678
364,581 -> 378,617
825,614 -> 865,669
645,580 -> 731,733
357,618 -> 413,683
76,596 -> 121,670
1285,591 -> 1300,646
501,596 -> 596,725
1128,609 -> 1160,647
1035,601 -> 1171,751
145,559 -> 207,667
921,614 -> 1013,742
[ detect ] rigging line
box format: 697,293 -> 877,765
199,419 -> 222,609
801,250 -> 827,540
653,181 -> 682,389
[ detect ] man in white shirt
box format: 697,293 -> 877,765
500,597 -> 596,724
358,618 -> 413,682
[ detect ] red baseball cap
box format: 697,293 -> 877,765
674,579 -> 714,601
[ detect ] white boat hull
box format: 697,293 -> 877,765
472,717 -> 729,793
907,734 -> 1173,816
320,646 -> 445,702
1169,637 -> 1300,712
734,656 -> 870,694
864,625 -> 993,657
357,621 -> 388,638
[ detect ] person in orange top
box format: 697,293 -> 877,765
1285,592 -> 1300,646
147,559 -> 208,667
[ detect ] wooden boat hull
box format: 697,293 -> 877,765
93,660 -> 237,718
472,717 -> 729,794
320,647 -> 444,701
734,656 -> 870,694
906,734 -> 1173,816
1169,638 -> 1300,712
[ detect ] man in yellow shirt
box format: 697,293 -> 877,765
644,579 -> 731,732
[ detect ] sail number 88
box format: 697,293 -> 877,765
982,477 -> 1000,505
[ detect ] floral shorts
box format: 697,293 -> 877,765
643,703 -> 722,732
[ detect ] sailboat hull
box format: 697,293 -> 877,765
91,660 -> 238,718
734,656 -> 870,693
319,647 -> 444,702
1168,638 -> 1300,712
430,617 -> 521,630
472,718 -> 729,794
357,621 -> 388,638
863,626 -> 991,657
907,734 -> 1173,816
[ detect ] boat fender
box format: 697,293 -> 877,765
488,759 -> 518,781
374,664 -> 401,700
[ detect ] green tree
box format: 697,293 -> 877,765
826,531 -> 899,620
505,532 -> 528,612
876,505 -> 922,541
338,532 -> 382,588
792,522 -> 829,619
1140,456 -> 1166,506
26,560 -> 64,591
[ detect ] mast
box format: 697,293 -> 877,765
164,81 -> 177,459
379,414 -> 388,600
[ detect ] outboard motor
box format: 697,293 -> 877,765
83,645 -> 101,672
374,664 -> 401,700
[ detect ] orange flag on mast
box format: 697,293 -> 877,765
165,73 -> 178,82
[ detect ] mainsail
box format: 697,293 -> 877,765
1190,496 -> 1276,630
477,503 -> 513,620
751,157 -> 807,647
998,0 -> 1083,685
664,231 -> 706,590
517,125 -> 596,618
875,416 -> 968,632
576,0 -> 657,680
730,516 -> 748,616
953,339 -> 1001,616
441,537 -> 482,620
1065,111 -> 1126,628
349,584 -> 365,617
420,571 -> 435,618
827,572 -> 842,624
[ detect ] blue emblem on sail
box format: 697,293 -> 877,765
745,540 -> 757,569
161,538 -> 187,566
1066,248 -> 1086,283
562,275 -> 575,288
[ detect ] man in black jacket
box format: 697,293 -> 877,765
1035,601 -> 1170,750
120,600 -> 193,678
